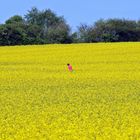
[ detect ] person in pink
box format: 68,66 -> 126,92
67,64 -> 73,72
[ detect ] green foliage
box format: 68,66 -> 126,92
24,24 -> 44,45
5,15 -> 25,24
46,23 -> 72,44
25,7 -> 71,44
0,24 -> 25,45
0,7 -> 72,46
77,19 -> 140,43
71,32 -> 79,43
1,8 -> 140,46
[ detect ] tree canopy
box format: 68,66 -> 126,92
1,8 -> 140,46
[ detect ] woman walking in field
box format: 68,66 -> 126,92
67,64 -> 73,72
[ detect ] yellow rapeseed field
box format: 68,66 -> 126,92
0,43 -> 140,140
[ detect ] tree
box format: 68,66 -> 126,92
25,24 -> 44,45
71,32 -> 79,43
5,15 -> 25,24
77,24 -> 92,42
25,7 -> 72,44
0,24 -> 25,45
77,19 -> 140,43
46,22 -> 72,44
93,19 -> 119,42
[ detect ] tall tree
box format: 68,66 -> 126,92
0,24 -> 25,45
5,15 -> 25,25
25,7 -> 72,43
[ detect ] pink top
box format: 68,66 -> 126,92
68,65 -> 73,71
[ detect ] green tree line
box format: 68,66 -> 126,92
0,7 -> 140,46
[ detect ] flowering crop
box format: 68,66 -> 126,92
0,43 -> 140,139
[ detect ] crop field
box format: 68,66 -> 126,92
0,43 -> 140,139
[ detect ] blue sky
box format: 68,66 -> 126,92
0,0 -> 140,30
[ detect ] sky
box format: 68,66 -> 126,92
0,0 -> 140,31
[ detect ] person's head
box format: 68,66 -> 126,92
67,64 -> 70,66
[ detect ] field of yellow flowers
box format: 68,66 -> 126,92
0,43 -> 140,139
